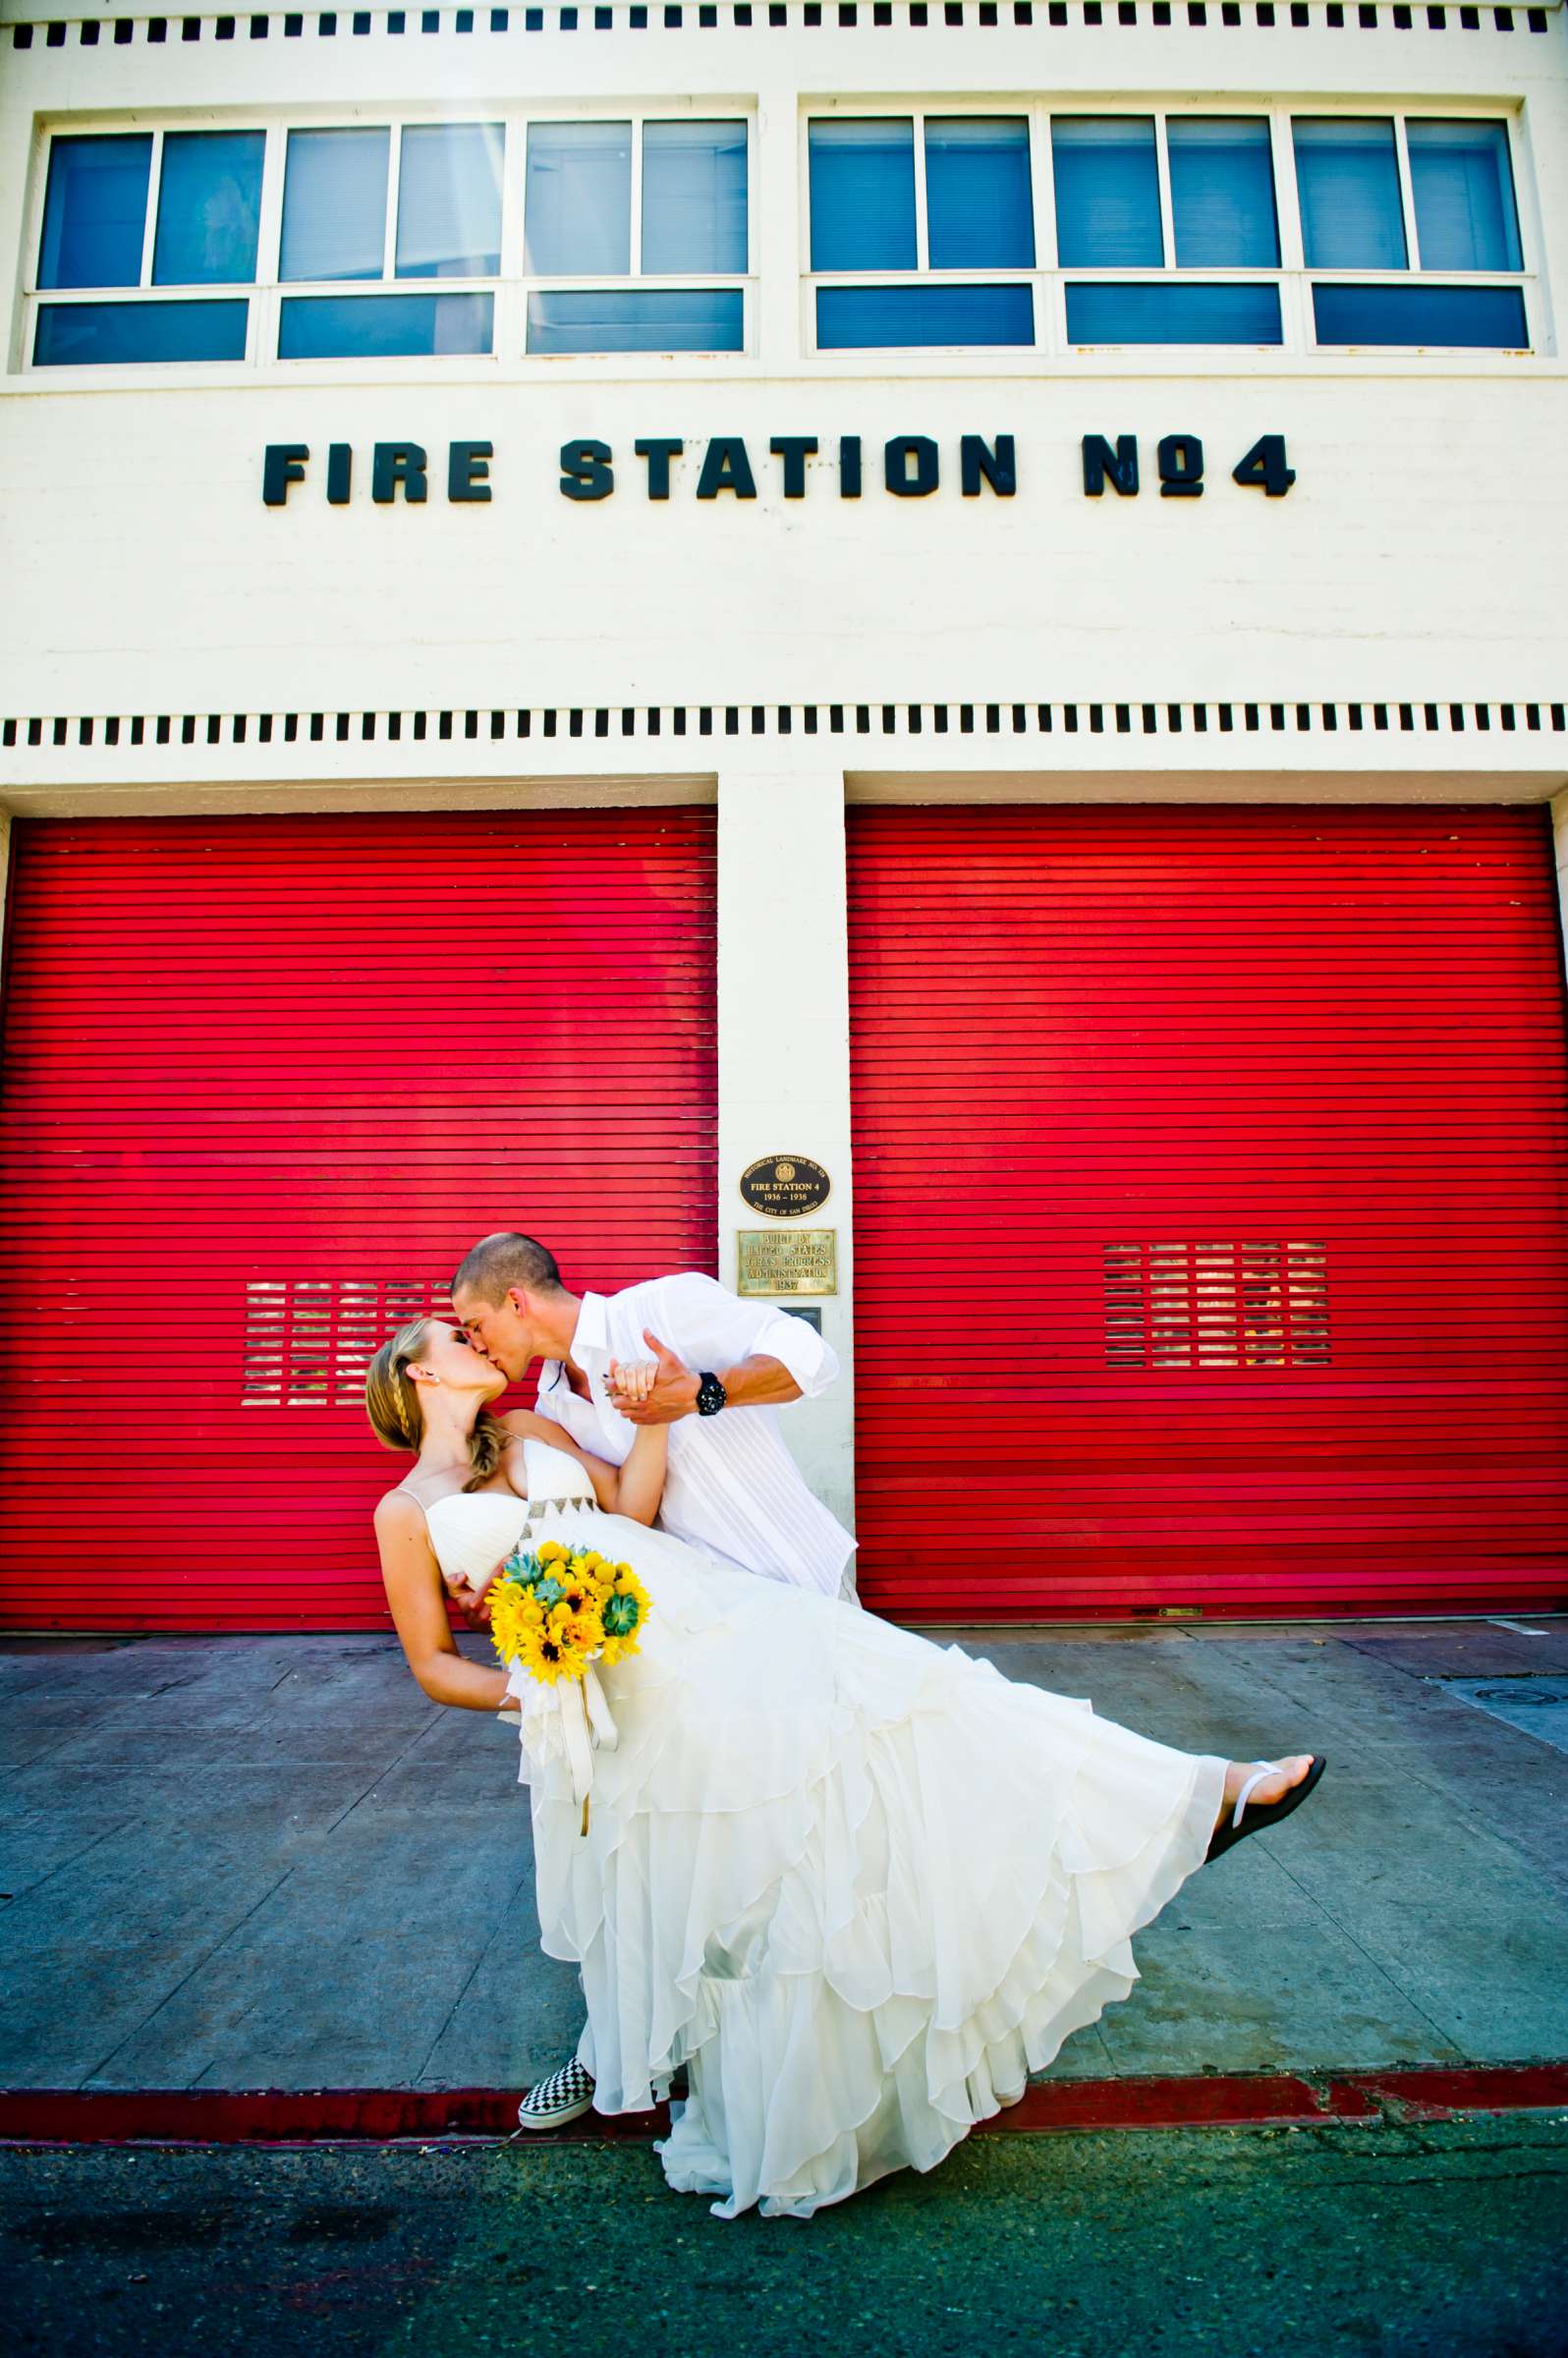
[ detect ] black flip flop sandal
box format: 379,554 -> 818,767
1205,1754 -> 1327,1863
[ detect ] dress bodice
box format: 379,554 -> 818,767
423,1437 -> 597,1593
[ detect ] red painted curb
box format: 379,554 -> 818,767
2,2063 -> 1564,2148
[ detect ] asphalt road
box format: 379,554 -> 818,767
5,2115 -> 1566,2358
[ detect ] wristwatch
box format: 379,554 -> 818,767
695,1371 -> 727,1418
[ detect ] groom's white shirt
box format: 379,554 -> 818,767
532,1271 -> 856,1599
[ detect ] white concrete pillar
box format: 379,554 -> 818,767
716,759 -> 855,1544
1554,788 -> 1568,990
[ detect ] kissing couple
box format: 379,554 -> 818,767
368,1229 -> 1326,2221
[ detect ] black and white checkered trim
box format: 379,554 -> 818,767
515,2056 -> 596,2129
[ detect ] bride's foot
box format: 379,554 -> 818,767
1215,1754 -> 1315,1835
1205,1752 -> 1327,1864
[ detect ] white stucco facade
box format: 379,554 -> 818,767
2,1 -> 1565,1527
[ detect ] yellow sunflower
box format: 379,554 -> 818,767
489,1580 -> 545,1666
561,1608 -> 605,1657
514,1620 -> 587,1684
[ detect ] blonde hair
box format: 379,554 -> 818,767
364,1317 -> 509,1491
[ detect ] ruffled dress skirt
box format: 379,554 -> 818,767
505,1507 -> 1227,2221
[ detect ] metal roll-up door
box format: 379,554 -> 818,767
0,808 -> 716,1630
848,805 -> 1568,1621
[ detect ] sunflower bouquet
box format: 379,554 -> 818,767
488,1539 -> 651,1687
488,1540 -> 651,1833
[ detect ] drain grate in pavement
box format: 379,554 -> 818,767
1441,1678 -> 1568,1756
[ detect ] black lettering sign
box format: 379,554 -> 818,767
635,436 -> 684,500
1156,434 -> 1204,499
769,436 -> 817,498
1082,434 -> 1140,498
371,442 -> 427,504
1233,434 -> 1296,497
261,443 -> 309,506
696,436 -> 757,499
560,438 -> 613,501
449,440 -> 493,503
960,434 -> 1016,497
884,434 -> 939,497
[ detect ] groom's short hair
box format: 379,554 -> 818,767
452,1231 -> 564,1304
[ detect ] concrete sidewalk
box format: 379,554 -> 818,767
2,1616 -> 1566,2097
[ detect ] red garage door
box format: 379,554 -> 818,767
849,806 -> 1568,1621
0,809 -> 716,1629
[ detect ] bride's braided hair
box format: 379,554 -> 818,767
364,1317 -> 510,1490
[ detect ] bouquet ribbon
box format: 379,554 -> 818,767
560,1665 -> 619,1835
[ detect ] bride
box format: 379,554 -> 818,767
367,1317 -> 1324,2221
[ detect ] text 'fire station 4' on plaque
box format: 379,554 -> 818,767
738,1154 -> 832,1218
736,1229 -> 838,1298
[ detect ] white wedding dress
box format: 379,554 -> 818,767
426,1437 -> 1228,2221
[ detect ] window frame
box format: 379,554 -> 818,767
12,96 -> 1540,378
28,123 -> 267,367
19,105 -> 758,376
799,95 -> 1538,364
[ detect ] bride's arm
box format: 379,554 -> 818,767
373,1493 -> 511,1712
500,1412 -> 669,1528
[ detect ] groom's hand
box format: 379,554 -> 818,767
449,1575 -> 494,1631
609,1330 -> 701,1425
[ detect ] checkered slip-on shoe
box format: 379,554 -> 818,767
515,2057 -> 596,2132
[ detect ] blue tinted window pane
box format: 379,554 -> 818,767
1312,281 -> 1527,348
1051,118 -> 1162,268
815,282 -> 1034,348
34,299 -> 247,365
525,123 -> 631,275
152,131 -> 264,286
527,288 -> 743,353
808,120 -> 917,272
924,117 -> 1035,268
1407,120 -> 1522,272
38,136 -> 152,290
1167,118 -> 1279,267
278,292 -> 493,357
281,129 -> 389,281
1293,119 -> 1406,270
1066,281 -> 1282,343
396,123 -> 503,279
642,121 -> 748,274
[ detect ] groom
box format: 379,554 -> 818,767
449,1230 -> 856,2125
450,1229 -> 854,1597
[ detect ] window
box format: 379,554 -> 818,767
1296,114 -> 1528,349
806,104 -> 1529,357
524,118 -> 748,354
278,121 -> 500,358
1052,118 -> 1163,268
1406,120 -> 1522,272
1053,114 -> 1282,344
34,129 -> 259,365
810,113 -> 1036,349
28,113 -> 753,369
1294,119 -> 1407,269
1167,118 -> 1279,268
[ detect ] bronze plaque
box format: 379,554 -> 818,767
736,1228 -> 838,1297
738,1153 -> 832,1220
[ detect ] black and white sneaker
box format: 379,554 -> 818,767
515,2057 -> 596,2132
